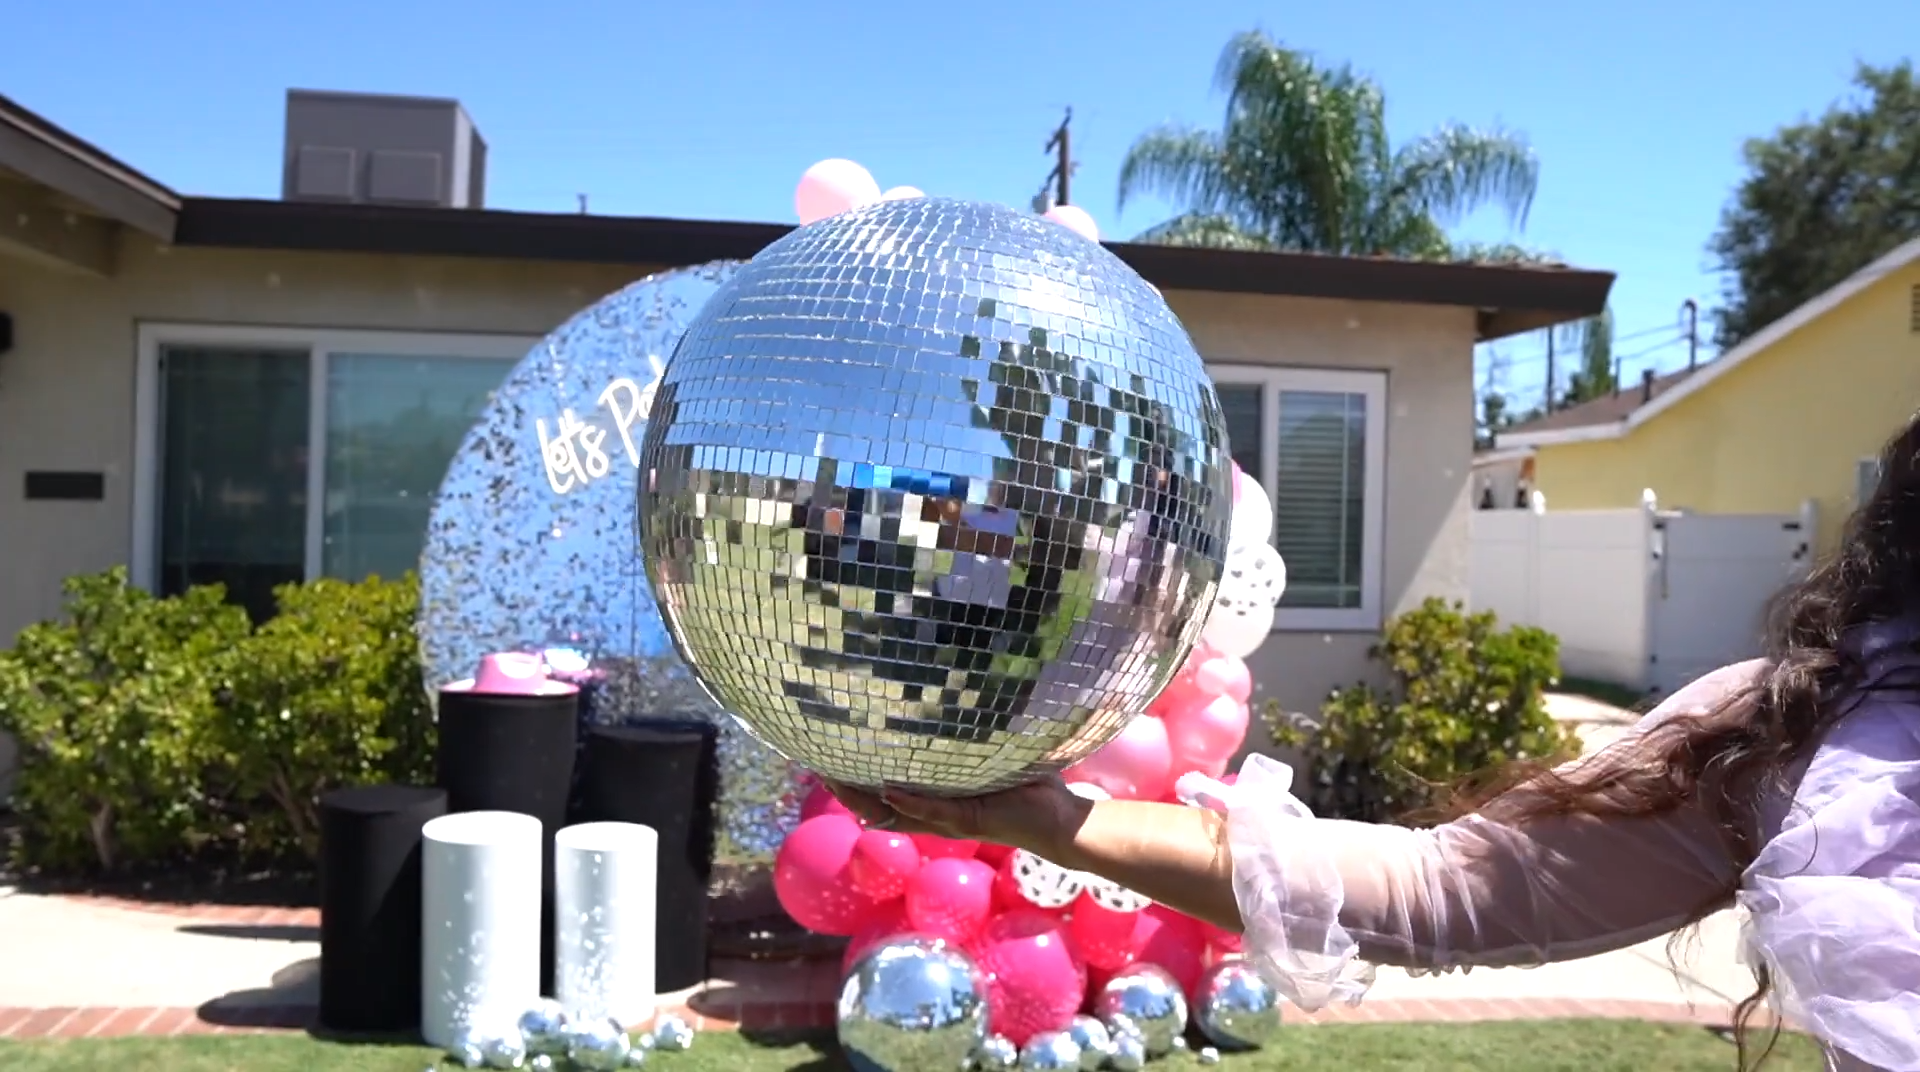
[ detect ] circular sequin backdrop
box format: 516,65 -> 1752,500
639,197 -> 1233,796
418,262 -> 808,861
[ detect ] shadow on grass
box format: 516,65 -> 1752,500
738,1027 -> 842,1071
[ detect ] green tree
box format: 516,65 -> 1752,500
1707,60 -> 1920,350
1557,306 -> 1617,406
1116,30 -> 1540,259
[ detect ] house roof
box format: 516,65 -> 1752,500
3,92 -> 1615,342
0,92 -> 180,240
1501,235 -> 1920,449
1499,365 -> 1701,438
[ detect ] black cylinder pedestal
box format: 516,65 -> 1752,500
573,720 -> 720,991
318,784 -> 448,1033
436,688 -> 579,992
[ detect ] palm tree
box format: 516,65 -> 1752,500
1117,30 -> 1541,261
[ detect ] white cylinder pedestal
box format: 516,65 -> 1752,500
554,821 -> 659,1027
421,810 -> 544,1050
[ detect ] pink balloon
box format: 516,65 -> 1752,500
1042,203 -> 1099,242
848,829 -> 923,901
1134,905 -> 1208,996
794,158 -> 880,225
880,185 -> 924,201
1148,666 -> 1210,716
799,783 -> 858,825
1231,462 -> 1247,503
841,901 -> 912,977
1067,890 -> 1142,971
1066,714 -> 1173,801
975,842 -> 1015,869
967,909 -> 1087,1046
773,814 -> 891,936
905,857 -> 997,943
1163,693 -> 1250,768
1192,652 -> 1252,703
910,832 -> 980,861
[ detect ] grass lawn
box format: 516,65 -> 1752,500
0,1020 -> 1824,1071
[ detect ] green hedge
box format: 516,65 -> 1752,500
1264,597 -> 1576,824
0,568 -> 435,874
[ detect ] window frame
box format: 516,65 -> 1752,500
1209,364 -> 1388,632
132,323 -> 539,592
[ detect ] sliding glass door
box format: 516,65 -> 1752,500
151,330 -> 528,615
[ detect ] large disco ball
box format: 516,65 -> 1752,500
637,197 -> 1232,796
418,262 -> 808,861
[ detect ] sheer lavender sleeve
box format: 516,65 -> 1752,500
1738,690 -> 1920,1071
1180,661 -> 1763,1013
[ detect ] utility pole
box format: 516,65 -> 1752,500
577,193 -> 589,215
1043,109 -> 1074,206
1543,331 -> 1556,412
1680,298 -> 1699,369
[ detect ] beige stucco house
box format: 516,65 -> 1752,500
0,89 -> 1613,737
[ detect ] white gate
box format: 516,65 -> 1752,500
1648,512 -> 1812,693
1469,500 -> 1813,695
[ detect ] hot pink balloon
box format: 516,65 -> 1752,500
841,900 -> 912,977
1067,890 -> 1143,971
1134,905 -> 1208,996
975,842 -> 1015,869
799,783 -> 858,825
1066,714 -> 1173,801
773,814 -> 890,936
967,909 -> 1087,1046
794,158 -> 881,225
848,828 -> 923,901
905,857 -> 996,943
880,185 -> 924,201
1192,652 -> 1252,703
912,832 -> 980,860
1042,203 -> 1099,242
1163,693 -> 1250,768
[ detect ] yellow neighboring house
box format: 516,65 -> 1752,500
1498,236 -> 1920,556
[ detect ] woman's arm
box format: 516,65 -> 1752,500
857,662 -> 1759,1011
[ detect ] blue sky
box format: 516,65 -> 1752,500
10,0 -> 1906,408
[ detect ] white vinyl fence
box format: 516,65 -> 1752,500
1470,499 -> 1815,695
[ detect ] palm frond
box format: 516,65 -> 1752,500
1448,240 -> 1565,265
1127,213 -> 1275,250
1389,124 -> 1540,229
1116,125 -> 1238,217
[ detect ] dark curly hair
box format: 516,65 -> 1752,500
1471,414 -> 1920,1069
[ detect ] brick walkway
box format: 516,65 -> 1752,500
0,893 -> 1775,1041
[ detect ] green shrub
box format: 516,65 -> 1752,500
1264,597 -> 1575,824
0,568 -> 435,873
219,574 -> 435,861
0,569 -> 250,871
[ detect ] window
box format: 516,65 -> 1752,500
1213,367 -> 1387,631
134,326 -> 531,615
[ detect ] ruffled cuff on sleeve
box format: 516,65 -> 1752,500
1177,754 -> 1375,1011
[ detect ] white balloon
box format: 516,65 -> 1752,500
1223,541 -> 1287,608
1201,596 -> 1274,660
1229,479 -> 1274,546
880,185 -> 925,201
